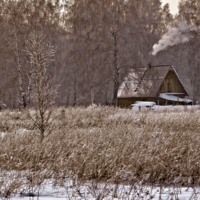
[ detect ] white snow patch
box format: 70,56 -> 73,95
8,181 -> 200,200
153,105 -> 200,111
0,171 -> 199,200
15,129 -> 31,135
0,132 -> 6,138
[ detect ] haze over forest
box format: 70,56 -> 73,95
1,0 -> 200,108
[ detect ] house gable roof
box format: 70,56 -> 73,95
117,65 -> 189,98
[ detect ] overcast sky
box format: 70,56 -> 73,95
162,0 -> 180,15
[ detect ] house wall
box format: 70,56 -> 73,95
158,71 -> 186,94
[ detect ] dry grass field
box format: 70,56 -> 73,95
0,106 -> 200,199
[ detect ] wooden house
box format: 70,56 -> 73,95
117,65 -> 193,107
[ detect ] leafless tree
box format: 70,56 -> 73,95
25,31 -> 56,142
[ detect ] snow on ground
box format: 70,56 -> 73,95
15,128 -> 31,135
0,132 -> 5,138
153,105 -> 200,111
130,105 -> 200,111
0,129 -> 31,138
7,180 -> 200,200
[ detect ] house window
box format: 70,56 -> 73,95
168,83 -> 171,92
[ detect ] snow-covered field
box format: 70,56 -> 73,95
1,107 -> 200,200
131,105 -> 200,111
8,180 -> 200,200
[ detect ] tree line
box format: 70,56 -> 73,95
1,0 -> 199,108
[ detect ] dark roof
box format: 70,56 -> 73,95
118,65 -> 188,98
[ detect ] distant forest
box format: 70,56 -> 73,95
0,0 -> 200,108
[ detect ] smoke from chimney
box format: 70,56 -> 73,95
152,21 -> 192,56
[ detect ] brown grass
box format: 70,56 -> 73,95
0,106 -> 200,198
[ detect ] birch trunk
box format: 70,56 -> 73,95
14,32 -> 26,109
112,32 -> 119,107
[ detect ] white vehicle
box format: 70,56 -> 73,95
131,101 -> 156,109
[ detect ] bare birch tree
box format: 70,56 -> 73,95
25,31 -> 56,142
3,23 -> 27,109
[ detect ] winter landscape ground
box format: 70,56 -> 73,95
1,106 -> 200,199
